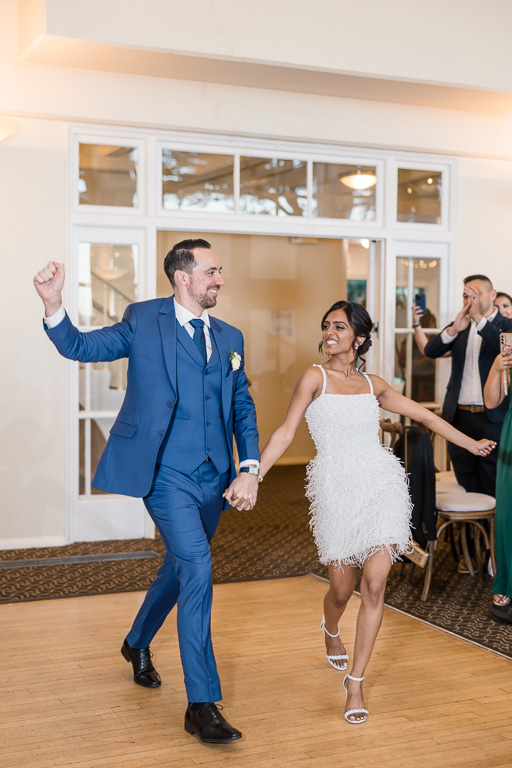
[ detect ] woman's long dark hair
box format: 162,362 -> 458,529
318,300 -> 373,365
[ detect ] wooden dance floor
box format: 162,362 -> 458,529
1,575 -> 511,768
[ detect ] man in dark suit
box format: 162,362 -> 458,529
33,239 -> 260,744
424,274 -> 512,495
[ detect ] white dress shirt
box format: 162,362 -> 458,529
174,299 -> 213,361
44,304 -> 65,328
441,309 -> 498,406
44,300 -> 259,469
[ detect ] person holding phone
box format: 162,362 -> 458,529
398,299 -> 438,401
423,274 -> 512,496
484,339 -> 512,618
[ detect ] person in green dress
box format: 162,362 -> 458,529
484,341 -> 512,614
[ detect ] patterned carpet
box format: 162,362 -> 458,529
1,465 -> 509,657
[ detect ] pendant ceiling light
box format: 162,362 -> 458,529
339,168 -> 377,190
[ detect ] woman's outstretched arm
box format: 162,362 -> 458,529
371,375 -> 496,457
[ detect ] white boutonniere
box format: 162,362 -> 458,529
229,350 -> 242,370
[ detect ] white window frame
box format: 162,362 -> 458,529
67,123 -> 458,543
392,159 -> 451,233
71,133 -> 147,217
66,224 -> 153,543
157,136 -> 385,230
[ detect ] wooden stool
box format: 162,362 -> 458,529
435,492 -> 496,579
435,470 -> 467,495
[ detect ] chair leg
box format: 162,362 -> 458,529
421,541 -> 435,602
490,516 -> 497,577
474,524 -> 483,579
448,525 -> 459,562
460,524 -> 476,577
406,562 -> 416,583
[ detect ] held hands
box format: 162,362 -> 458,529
223,473 -> 259,511
33,261 -> 65,315
470,439 -> 497,457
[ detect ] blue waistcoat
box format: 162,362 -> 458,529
157,321 -> 231,474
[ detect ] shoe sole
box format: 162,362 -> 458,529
184,723 -> 242,743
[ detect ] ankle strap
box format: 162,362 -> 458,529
321,616 -> 340,638
347,673 -> 364,682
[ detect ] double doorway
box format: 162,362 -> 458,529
72,229 -> 383,541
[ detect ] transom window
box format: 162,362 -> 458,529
158,147 -> 382,222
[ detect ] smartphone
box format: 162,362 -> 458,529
415,293 -> 426,315
501,333 -> 512,396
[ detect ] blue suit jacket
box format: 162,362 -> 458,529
46,296 -> 260,498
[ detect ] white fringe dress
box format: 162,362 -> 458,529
305,365 -> 413,568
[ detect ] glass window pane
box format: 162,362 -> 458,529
313,163 -> 377,221
162,150 -> 234,212
78,243 -> 138,327
79,417 -> 115,496
395,257 -> 441,403
397,169 -> 442,224
239,157 -> 307,216
79,144 -> 138,207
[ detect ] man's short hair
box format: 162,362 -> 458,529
463,274 -> 494,290
164,238 -> 211,288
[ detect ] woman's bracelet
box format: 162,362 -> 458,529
412,324 -> 421,328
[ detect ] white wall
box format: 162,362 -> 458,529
458,157 -> 512,297
24,0 -> 512,92
2,0 -> 512,546
0,118 -> 68,547
2,1 -> 512,158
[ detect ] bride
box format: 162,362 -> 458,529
256,300 -> 496,724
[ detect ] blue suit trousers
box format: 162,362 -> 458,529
126,461 -> 229,703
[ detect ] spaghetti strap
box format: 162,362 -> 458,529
361,371 -> 374,395
312,364 -> 327,395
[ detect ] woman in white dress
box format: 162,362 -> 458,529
258,300 -> 496,724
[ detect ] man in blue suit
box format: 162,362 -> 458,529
34,239 -> 260,744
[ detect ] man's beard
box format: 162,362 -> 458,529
195,286 -> 220,309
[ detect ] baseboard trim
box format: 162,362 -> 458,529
0,536 -> 67,551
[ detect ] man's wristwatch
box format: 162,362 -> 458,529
239,466 -> 263,482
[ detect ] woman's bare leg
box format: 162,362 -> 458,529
344,549 -> 393,722
322,563 -> 357,669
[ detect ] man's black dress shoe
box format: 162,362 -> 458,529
184,702 -> 242,743
489,603 -> 512,625
120,638 -> 161,687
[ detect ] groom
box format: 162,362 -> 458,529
33,239 -> 260,744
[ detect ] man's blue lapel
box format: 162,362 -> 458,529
210,316 -> 235,419
158,296 -> 178,397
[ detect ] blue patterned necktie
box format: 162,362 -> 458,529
189,318 -> 207,364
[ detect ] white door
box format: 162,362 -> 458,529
67,226 -> 154,542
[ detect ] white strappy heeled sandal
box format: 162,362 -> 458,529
343,673 -> 369,724
320,616 -> 348,671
